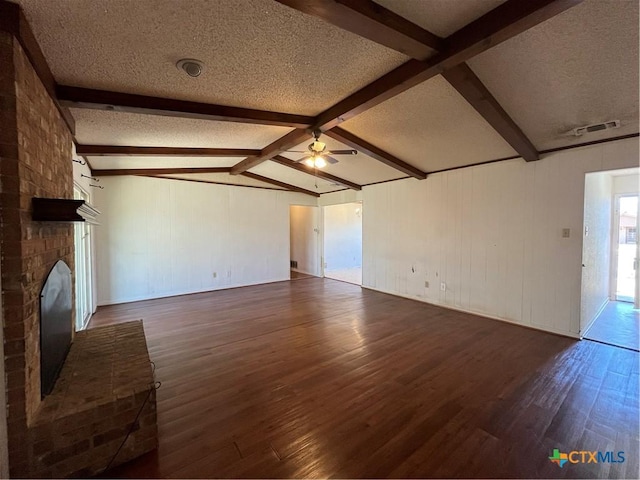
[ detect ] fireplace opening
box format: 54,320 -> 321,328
40,260 -> 73,396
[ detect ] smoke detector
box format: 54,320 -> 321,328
176,58 -> 204,78
572,120 -> 620,136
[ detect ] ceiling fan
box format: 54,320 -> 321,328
287,130 -> 357,168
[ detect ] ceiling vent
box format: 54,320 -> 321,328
573,120 -> 620,136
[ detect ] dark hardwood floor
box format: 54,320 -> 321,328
91,278 -> 639,479
290,270 -> 315,280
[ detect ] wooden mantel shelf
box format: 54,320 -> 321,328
32,198 -> 100,224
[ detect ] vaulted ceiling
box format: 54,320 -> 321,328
13,0 -> 640,196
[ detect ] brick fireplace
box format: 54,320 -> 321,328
0,14 -> 157,477
0,29 -> 75,477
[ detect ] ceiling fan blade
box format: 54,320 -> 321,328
327,149 -> 357,155
325,155 -> 339,165
294,156 -> 311,163
285,150 -> 310,153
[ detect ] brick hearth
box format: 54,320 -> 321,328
28,320 -> 158,478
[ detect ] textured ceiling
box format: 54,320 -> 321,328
12,0 -> 639,192
468,0 -> 639,151
88,156 -> 240,170
339,76 -> 517,172
375,0 -> 505,38
280,136 -> 406,184
72,109 -> 292,148
17,0 -> 407,115
251,162 -> 345,194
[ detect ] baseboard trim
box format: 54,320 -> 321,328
291,268 -> 319,277
362,285 -> 580,340
97,277 -> 289,307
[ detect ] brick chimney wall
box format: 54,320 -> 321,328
0,31 -> 74,477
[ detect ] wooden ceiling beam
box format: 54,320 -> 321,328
325,128 -> 426,179
311,0 -> 583,132
93,167 -> 231,176
275,0 -> 442,58
230,128 -> 312,174
0,1 -> 75,133
272,155 -> 361,190
240,172 -> 321,197
441,64 -> 538,161
137,175 -> 289,192
76,145 -> 261,157
278,0 -> 542,162
56,86 -> 315,128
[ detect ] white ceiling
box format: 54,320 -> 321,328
467,0 -> 640,151
251,162 -> 345,194
375,0 -> 506,38
339,75 -> 518,172
14,0 -> 640,195
280,136 -> 406,184
72,109 -> 292,148
17,0 -> 407,115
158,172 -> 289,190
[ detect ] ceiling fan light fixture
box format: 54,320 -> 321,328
303,158 -> 315,167
315,156 -> 327,168
176,58 -> 204,77
310,140 -> 326,153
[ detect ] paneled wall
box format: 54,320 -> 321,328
362,137 -> 639,337
93,176 -> 316,305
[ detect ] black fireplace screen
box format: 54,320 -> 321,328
40,260 -> 72,396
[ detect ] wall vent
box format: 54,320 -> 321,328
573,120 -> 620,136
290,260 -> 298,268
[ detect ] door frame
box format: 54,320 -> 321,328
322,201 -> 363,285
610,193 -> 639,303
73,183 -> 93,330
288,204 -> 322,278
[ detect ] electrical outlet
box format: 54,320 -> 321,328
212,272 -> 217,278
562,228 -> 571,238
425,281 -> 429,288
440,282 -> 446,291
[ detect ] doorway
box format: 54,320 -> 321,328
581,169 -> 639,351
289,205 -> 321,279
74,186 -> 93,330
614,194 -> 638,303
323,202 -> 362,285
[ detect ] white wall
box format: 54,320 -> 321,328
318,189 -> 362,206
362,137 -> 639,338
580,172 -> 612,333
323,202 -> 363,272
613,173 -> 639,194
289,205 -> 320,276
94,176 -> 316,305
